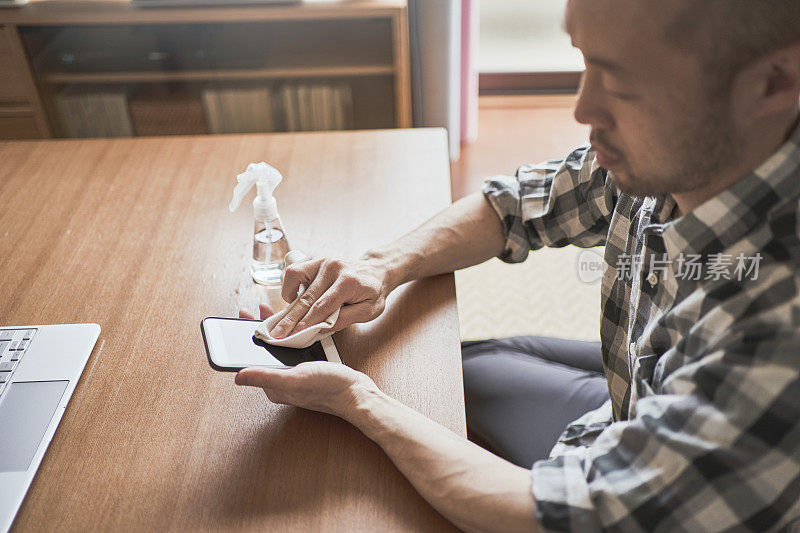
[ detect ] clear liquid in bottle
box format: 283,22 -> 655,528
251,218 -> 289,286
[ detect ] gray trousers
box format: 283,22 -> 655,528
462,336 -> 609,468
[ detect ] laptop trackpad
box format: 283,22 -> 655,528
0,381 -> 68,472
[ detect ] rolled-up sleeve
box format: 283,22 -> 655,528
531,328 -> 800,532
482,145 -> 618,263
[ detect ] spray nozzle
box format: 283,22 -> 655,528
229,162 -> 283,212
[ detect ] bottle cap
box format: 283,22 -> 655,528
229,162 -> 283,220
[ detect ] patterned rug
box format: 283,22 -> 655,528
455,246 -> 602,342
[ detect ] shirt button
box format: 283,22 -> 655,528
629,342 -> 636,354
647,272 -> 659,287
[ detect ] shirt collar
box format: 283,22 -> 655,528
652,119 -> 800,259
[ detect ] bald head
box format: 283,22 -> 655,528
665,0 -> 800,83
564,0 -> 800,204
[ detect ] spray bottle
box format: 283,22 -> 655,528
229,162 -> 290,286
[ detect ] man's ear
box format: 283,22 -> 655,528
749,43 -> 800,118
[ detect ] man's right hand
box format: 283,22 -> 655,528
267,193 -> 505,340
269,257 -> 391,339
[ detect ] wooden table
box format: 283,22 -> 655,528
0,129 -> 464,532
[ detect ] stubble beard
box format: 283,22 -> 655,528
608,99 -> 742,198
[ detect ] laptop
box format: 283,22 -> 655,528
0,323 -> 100,533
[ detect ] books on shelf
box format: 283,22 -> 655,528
131,0 -> 299,6
55,81 -> 354,139
55,87 -> 134,138
280,83 -> 353,132
280,84 -> 299,132
202,86 -> 275,134
203,82 -> 353,134
129,87 -> 207,136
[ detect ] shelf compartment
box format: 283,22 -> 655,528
40,64 -> 394,84
43,74 -> 395,138
0,113 -> 43,139
22,18 -> 395,76
0,1 -> 405,26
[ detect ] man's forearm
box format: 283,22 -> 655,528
362,192 -> 506,293
345,387 -> 539,533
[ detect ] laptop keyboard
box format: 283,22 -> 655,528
0,329 -> 37,396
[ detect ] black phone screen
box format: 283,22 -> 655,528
202,317 -> 327,370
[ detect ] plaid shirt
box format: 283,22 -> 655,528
483,119 -> 800,532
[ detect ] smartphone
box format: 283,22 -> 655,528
201,317 -> 341,372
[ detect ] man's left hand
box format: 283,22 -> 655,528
235,305 -> 379,420
235,362 -> 378,421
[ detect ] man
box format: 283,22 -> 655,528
236,0 -> 800,530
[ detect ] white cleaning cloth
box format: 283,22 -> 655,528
254,295 -> 340,349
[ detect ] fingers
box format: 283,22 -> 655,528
281,259 -> 322,303
330,301 -> 376,332
235,366 -> 304,406
274,257 -> 386,338
272,263 -> 339,338
239,304 -> 274,321
235,367 -> 284,388
236,370 -> 303,408
292,282 -> 347,334
258,303 -> 274,320
235,362 -> 374,418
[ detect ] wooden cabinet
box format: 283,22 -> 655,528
0,0 -> 411,139
0,24 -> 50,138
0,26 -> 32,102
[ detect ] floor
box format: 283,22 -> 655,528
451,95 -> 588,198
452,96 -> 602,342
478,0 -> 583,73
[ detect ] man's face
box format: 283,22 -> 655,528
565,0 -> 743,197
